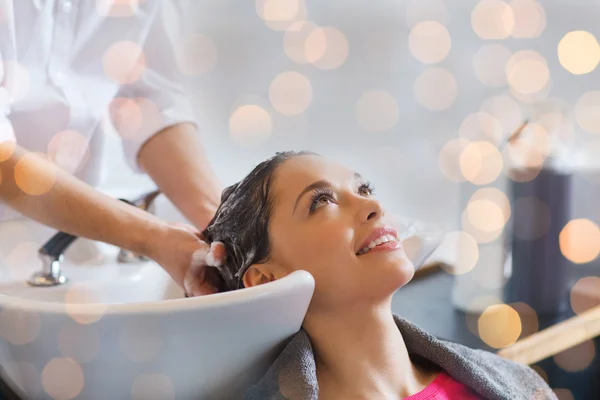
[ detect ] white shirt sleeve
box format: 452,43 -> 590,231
115,2 -> 198,174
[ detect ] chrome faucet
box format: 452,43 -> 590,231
26,189 -> 162,287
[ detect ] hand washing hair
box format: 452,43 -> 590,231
200,150 -> 316,291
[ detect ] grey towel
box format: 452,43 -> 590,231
245,314 -> 557,399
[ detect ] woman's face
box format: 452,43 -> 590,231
244,155 -> 414,310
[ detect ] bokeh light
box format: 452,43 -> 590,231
414,67 -> 458,111
257,0 -> 299,21
464,192 -> 508,245
58,322 -> 100,364
512,196 -> 551,240
229,105 -> 273,146
509,0 -> 546,38
462,208 -> 504,243
47,130 -> 90,174
284,21 -> 320,64
0,139 -> 16,162
459,141 -> 504,185
436,231 -> 479,275
512,122 -> 551,156
305,27 -> 349,70
102,41 -> 146,84
438,138 -> 470,183
473,45 -> 512,88
175,34 -> 218,77
459,112 -> 504,145
480,95 -> 523,139
108,97 -> 143,140
14,152 -> 57,196
470,187 -> 511,224
471,0 -> 515,39
558,31 -> 600,75
3,60 -> 31,102
355,90 -> 400,133
41,358 -> 84,400
509,302 -> 539,338
0,307 -> 41,345
559,219 -> 600,264
256,0 -> 307,31
467,199 -> 505,233
465,295 -> 504,335
405,0 -> 449,28
408,21 -> 452,64
510,79 -> 552,105
131,374 -> 175,400
269,71 -> 313,116
95,0 -> 139,17
506,50 -> 550,95
478,304 -> 522,348
553,340 -> 596,372
570,276 -> 600,315
119,319 -> 163,363
537,111 -> 575,144
575,91 -> 600,134
64,283 -> 108,325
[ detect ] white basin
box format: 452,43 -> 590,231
0,189 -> 315,399
0,189 -> 440,399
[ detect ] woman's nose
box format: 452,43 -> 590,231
359,197 -> 384,222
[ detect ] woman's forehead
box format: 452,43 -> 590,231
274,155 -> 355,196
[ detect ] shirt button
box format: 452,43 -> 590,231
61,0 -> 73,13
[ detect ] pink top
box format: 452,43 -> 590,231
404,371 -> 482,400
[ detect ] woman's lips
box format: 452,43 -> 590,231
357,240 -> 402,256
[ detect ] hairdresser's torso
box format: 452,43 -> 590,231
0,0 -> 179,221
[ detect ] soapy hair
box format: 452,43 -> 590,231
201,150 -> 316,291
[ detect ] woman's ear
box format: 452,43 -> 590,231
242,262 -> 281,288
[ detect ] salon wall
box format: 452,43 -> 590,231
101,0 -> 600,238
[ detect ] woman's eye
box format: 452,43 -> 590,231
309,190 -> 335,213
315,194 -> 333,207
358,183 -> 375,196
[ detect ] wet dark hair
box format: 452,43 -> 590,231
201,150 -> 317,292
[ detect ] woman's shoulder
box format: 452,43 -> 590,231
393,314 -> 557,400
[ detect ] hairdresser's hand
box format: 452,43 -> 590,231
146,222 -> 225,296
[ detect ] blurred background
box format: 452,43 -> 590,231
1,1 -> 599,399
101,0 -> 600,234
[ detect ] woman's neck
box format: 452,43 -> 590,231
304,302 -> 438,399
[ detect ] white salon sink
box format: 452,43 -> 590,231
0,189 -> 441,399
0,189 -> 315,400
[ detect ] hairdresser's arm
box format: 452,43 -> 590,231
138,123 -> 222,231
0,142 -> 208,290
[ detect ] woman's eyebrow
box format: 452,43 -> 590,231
292,173 -> 363,214
293,180 -> 330,214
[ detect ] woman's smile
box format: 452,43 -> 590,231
356,239 -> 402,256
356,225 -> 402,256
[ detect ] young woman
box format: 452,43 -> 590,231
200,151 -> 555,400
